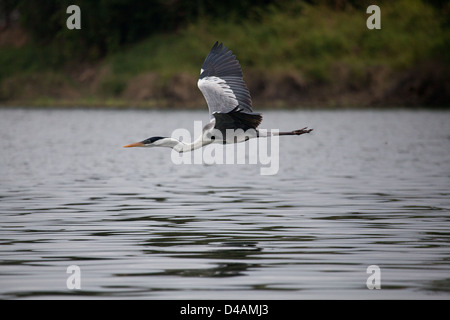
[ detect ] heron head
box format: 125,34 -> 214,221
123,136 -> 165,148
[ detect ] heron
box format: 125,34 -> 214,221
123,41 -> 312,152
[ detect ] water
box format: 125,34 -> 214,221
0,108 -> 449,299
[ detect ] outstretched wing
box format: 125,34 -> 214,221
197,42 -> 254,116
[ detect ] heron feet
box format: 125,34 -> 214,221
292,127 -> 313,135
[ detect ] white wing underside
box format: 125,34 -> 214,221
197,76 -> 239,117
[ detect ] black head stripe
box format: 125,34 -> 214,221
142,136 -> 165,144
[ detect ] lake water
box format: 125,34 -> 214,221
0,108 -> 449,299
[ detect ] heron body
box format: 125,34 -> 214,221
123,42 -> 312,152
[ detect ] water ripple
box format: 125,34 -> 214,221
0,109 -> 449,299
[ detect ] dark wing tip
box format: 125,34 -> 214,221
201,41 -> 243,79
209,41 -> 227,57
200,41 -> 254,113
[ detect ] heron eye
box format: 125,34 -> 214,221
210,136 -> 215,140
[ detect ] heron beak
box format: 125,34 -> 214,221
123,142 -> 145,148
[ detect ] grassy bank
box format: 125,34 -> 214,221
1,0 -> 448,108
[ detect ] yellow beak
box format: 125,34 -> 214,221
123,142 -> 145,148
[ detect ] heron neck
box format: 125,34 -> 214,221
171,136 -> 211,153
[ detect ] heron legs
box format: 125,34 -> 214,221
278,127 -> 313,136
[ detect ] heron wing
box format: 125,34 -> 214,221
197,42 -> 253,117
213,107 -> 262,135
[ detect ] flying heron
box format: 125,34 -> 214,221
123,42 -> 312,152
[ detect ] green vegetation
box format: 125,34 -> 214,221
0,0 -> 448,107
106,1 -> 447,80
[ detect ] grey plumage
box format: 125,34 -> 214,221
198,41 -> 261,132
